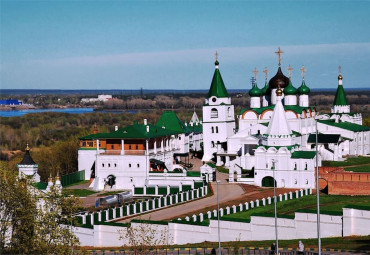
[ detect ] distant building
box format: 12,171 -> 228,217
81,94 -> 113,103
0,99 -> 23,105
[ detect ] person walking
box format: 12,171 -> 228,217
298,240 -> 304,255
270,243 -> 276,255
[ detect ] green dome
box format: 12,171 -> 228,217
283,79 -> 297,95
298,80 -> 310,95
261,81 -> 269,95
249,82 -> 262,97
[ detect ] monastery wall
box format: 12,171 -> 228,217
319,166 -> 370,195
74,208 -> 370,247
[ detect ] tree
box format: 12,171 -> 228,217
0,163 -> 81,254
119,220 -> 172,255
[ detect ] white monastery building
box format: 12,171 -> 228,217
202,48 -> 370,189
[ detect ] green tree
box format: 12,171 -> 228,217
0,164 -> 81,254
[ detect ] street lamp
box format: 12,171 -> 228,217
271,159 -> 278,254
216,180 -> 221,255
315,117 -> 321,255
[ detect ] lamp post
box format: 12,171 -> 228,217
216,180 -> 221,255
272,159 -> 278,254
315,117 -> 321,255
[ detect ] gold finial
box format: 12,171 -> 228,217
275,47 -> 284,66
276,85 -> 283,97
287,64 -> 293,78
263,67 -> 268,81
25,143 -> 30,151
338,65 -> 343,80
300,65 -> 306,80
253,67 -> 258,81
48,173 -> 53,182
55,171 -> 60,181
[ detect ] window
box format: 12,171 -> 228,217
211,108 -> 218,118
294,163 -> 297,170
305,162 -> 308,170
129,145 -> 132,150
114,163 -> 117,167
102,163 -> 105,167
129,164 -> 132,168
111,145 -> 114,149
216,127 -> 219,133
108,163 -> 111,167
294,179 -> 297,184
135,145 -> 139,150
228,107 -> 232,117
306,179 -> 308,184
211,127 -> 214,133
137,164 -> 140,168
211,141 -> 215,148
179,137 -> 181,140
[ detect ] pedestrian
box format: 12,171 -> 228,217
298,240 -> 304,255
270,242 -> 276,255
211,247 -> 216,254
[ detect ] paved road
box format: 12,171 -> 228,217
118,171 -> 245,222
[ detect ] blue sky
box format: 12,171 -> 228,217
1,1 -> 370,90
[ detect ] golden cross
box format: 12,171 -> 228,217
287,64 -> 293,78
215,51 -> 218,62
339,65 -> 342,74
275,46 -> 284,65
263,67 -> 268,80
253,67 -> 258,81
300,65 -> 306,79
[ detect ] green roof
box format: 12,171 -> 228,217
207,62 -> 229,98
206,162 -> 216,168
333,85 -> 348,106
80,121 -> 180,140
156,111 -> 191,134
307,134 -> 341,144
318,120 -> 370,132
291,151 -> 316,159
283,79 -> 297,95
248,82 -> 262,97
297,80 -> 310,95
261,81 -> 269,95
187,123 -> 202,133
240,105 -> 315,115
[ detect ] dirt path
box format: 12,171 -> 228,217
117,171 -> 244,222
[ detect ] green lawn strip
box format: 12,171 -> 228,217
63,189 -> 98,197
220,194 -> 370,221
63,180 -> 90,188
169,236 -> 370,250
97,190 -> 126,197
322,156 -> 370,167
216,166 -> 229,174
344,165 -> 370,172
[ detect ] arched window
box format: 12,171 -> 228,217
211,127 -> 214,133
211,141 -> 215,147
216,127 -> 219,133
211,108 -> 218,118
228,107 -> 232,117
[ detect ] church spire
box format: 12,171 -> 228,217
207,52 -> 229,98
333,65 -> 348,106
265,89 -> 292,138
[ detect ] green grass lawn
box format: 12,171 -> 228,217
221,194 -> 370,221
322,156 -> 370,167
216,166 -> 229,174
63,189 -> 98,197
344,165 -> 370,172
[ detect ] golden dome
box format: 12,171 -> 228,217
338,74 -> 343,80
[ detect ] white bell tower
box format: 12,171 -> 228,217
202,53 -> 235,162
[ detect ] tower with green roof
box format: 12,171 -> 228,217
202,53 -> 235,163
331,66 -> 350,113
284,65 -> 298,106
298,65 -> 310,107
249,67 -> 262,108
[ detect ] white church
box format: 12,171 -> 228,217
202,48 -> 370,189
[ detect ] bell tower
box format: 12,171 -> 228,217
202,53 -> 235,162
